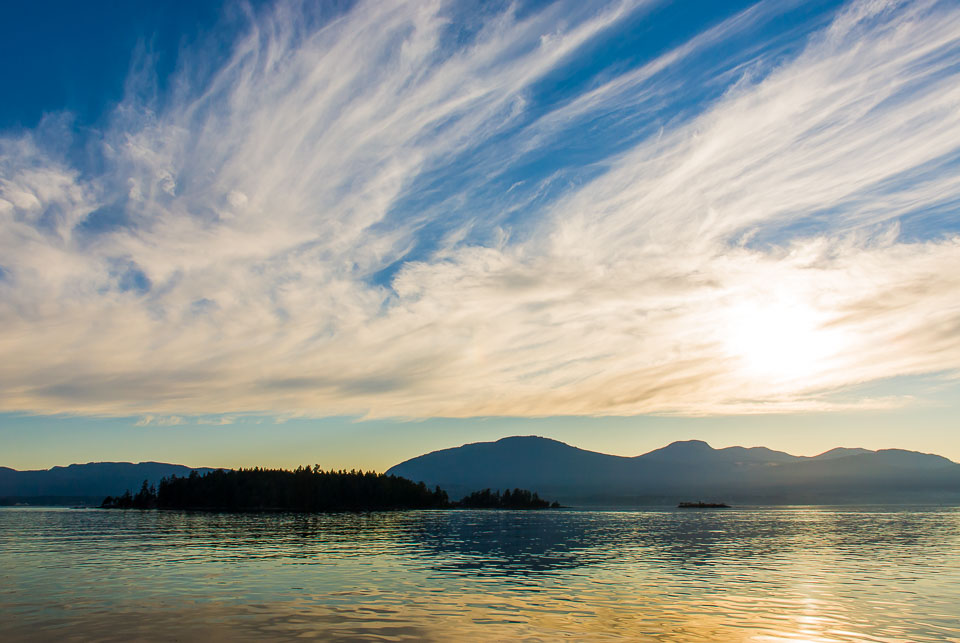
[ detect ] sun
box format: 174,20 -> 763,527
722,297 -> 841,385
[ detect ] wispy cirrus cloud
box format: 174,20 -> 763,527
0,0 -> 958,419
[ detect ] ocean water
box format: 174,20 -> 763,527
1,506 -> 958,641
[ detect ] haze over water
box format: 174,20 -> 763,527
2,506 -> 958,641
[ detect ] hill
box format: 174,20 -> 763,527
0,462 -> 216,506
387,436 -> 960,505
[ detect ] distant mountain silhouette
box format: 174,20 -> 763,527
811,447 -> 874,460
0,462 -> 216,505
387,436 -> 960,505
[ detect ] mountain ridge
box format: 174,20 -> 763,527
0,461 -> 217,505
5,438 -> 958,507
387,436 -> 960,505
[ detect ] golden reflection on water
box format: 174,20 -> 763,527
0,595 -> 874,642
1,506 -> 959,641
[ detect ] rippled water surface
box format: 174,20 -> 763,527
2,506 -> 959,641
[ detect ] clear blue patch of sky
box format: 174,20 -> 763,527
897,197 -> 960,241
76,201 -> 134,238
109,259 -> 152,295
0,1 -> 229,132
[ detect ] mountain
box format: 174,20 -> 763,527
811,447 -> 874,460
641,440 -> 798,464
385,436 -> 638,502
387,436 -> 960,505
0,462 -> 217,506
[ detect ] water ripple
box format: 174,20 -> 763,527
1,506 -> 958,641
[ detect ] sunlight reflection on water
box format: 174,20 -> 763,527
1,506 -> 958,641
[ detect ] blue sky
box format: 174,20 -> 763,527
2,0 -> 960,469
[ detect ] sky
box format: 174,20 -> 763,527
1,0 -> 959,470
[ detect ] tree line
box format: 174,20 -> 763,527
457,487 -> 559,509
101,467 -> 559,511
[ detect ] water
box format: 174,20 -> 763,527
1,507 -> 958,641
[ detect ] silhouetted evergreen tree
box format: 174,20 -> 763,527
102,470 -> 560,512
456,487 -> 557,509
102,486 -> 148,509
150,468 -> 449,511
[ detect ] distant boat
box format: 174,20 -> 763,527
678,501 -> 730,508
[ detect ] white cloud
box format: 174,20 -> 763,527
0,0 -> 958,419
135,415 -> 186,427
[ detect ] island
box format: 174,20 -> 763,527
457,487 -> 560,509
101,467 -> 559,512
678,501 -> 731,508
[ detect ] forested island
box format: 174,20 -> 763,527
101,467 -> 558,511
457,487 -> 559,509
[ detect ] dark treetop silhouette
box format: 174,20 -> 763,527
101,467 -> 559,512
457,488 -> 560,509
103,467 -> 450,511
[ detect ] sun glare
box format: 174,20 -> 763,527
723,298 -> 841,384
